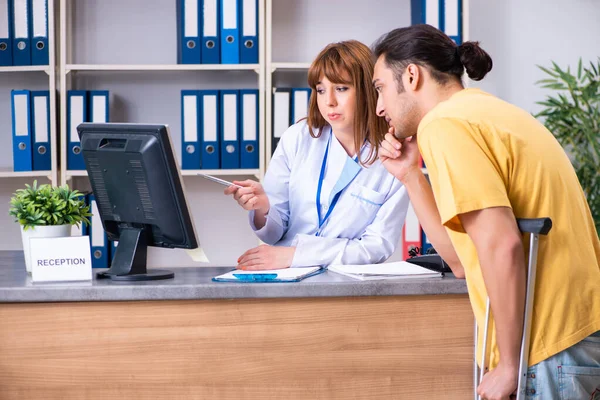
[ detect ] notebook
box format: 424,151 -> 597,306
328,261 -> 443,281
212,266 -> 324,282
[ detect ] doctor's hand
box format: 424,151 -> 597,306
237,245 -> 296,271
379,126 -> 421,183
477,362 -> 518,400
224,179 -> 270,215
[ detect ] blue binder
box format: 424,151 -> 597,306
30,90 -> 50,171
239,89 -> 258,169
201,0 -> 219,64
199,90 -> 220,169
291,88 -> 310,125
411,0 -> 441,29
441,0 -> 462,44
181,90 -> 201,169
0,0 -> 13,66
219,89 -> 239,169
11,89 -> 33,171
239,0 -> 257,64
67,90 -> 88,171
30,0 -> 48,65
176,0 -> 201,64
421,229 -> 433,254
11,0 -> 30,65
220,0 -> 239,64
88,194 -> 109,269
88,90 -> 109,122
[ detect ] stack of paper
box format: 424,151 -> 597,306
328,261 -> 442,281
213,266 -> 323,282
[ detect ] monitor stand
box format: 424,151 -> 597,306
96,227 -> 174,281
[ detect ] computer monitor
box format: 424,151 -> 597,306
76,123 -> 199,281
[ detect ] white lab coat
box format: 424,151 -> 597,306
249,121 -> 410,267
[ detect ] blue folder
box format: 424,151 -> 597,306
0,0 -> 13,66
212,267 -> 325,283
11,89 -> 33,171
199,89 -> 220,169
66,90 -> 88,170
181,90 -> 201,169
30,0 -> 48,65
239,0 -> 258,64
220,0 -> 239,64
11,0 -> 30,65
219,89 -> 240,169
30,90 -> 51,171
177,0 -> 201,64
201,0 -> 220,64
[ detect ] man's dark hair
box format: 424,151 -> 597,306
373,24 -> 493,91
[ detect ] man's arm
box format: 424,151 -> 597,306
401,168 -> 465,278
459,206 -> 526,371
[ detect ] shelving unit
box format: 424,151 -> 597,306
65,168 -> 261,179
58,0 -> 266,186
0,0 -> 58,185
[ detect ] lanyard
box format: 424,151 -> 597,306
315,133 -> 360,234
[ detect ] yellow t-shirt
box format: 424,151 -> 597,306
418,88 -> 600,368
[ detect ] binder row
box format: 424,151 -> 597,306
66,90 -> 110,171
181,89 -> 258,170
71,193 -> 117,269
0,0 -> 49,66
10,89 -> 50,171
411,0 -> 462,44
177,0 -> 258,65
271,87 -> 310,154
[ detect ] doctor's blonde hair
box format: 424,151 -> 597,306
307,40 -> 387,165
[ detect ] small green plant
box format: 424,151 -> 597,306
8,180 -> 92,231
535,58 -> 600,234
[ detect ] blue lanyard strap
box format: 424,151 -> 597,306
315,133 -> 360,232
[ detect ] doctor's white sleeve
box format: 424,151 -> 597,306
247,131 -> 294,244
289,181 -> 410,267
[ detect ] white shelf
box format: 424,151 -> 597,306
65,64 -> 260,72
0,65 -> 50,73
65,169 -> 261,179
0,169 -> 52,178
182,169 -> 261,177
271,62 -> 311,71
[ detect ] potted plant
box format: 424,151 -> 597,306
535,58 -> 600,234
8,180 -> 92,274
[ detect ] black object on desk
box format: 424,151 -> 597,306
77,123 -> 199,281
405,247 -> 452,274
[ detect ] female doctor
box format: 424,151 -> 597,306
225,40 -> 410,270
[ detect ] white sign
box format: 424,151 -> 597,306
30,236 -> 93,282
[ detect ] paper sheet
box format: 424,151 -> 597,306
328,261 -> 442,280
185,246 -> 209,263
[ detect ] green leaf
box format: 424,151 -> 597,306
535,59 -> 600,234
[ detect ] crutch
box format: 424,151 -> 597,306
474,217 -> 553,400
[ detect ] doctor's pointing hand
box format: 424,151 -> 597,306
224,181 -> 296,270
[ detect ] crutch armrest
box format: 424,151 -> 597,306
516,218 -> 553,235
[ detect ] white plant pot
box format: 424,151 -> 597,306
20,224 -> 72,274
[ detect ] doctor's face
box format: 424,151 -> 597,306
315,75 -> 356,134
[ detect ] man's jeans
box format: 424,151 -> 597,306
525,330 -> 600,399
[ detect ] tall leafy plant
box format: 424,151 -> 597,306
535,58 -> 600,234
9,180 -> 91,231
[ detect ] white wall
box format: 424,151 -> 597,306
1,0 -> 598,268
468,0 -> 600,114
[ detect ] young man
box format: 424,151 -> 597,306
372,24 -> 600,400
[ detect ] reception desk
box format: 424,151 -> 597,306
0,251 -> 473,399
